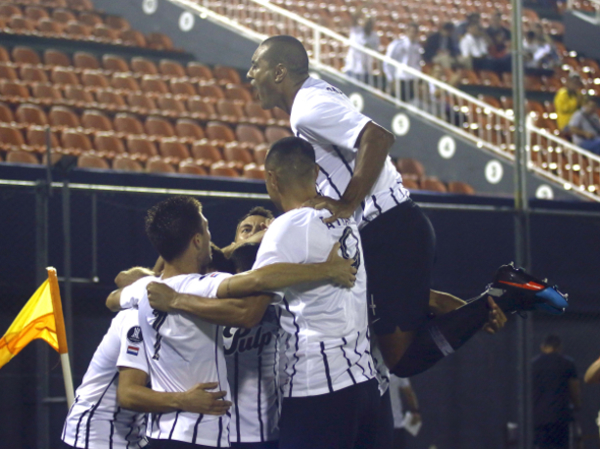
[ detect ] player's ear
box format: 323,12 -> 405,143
274,63 -> 287,83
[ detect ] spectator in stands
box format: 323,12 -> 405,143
343,13 -> 380,82
456,12 -> 480,38
421,63 -> 463,124
533,335 -> 581,449
423,22 -> 459,69
487,30 -> 511,73
384,23 -> 422,101
523,30 -> 555,72
486,11 -> 511,42
568,97 -> 600,154
554,72 -> 583,130
459,23 -> 492,71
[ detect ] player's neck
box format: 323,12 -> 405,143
280,189 -> 318,213
161,255 -> 200,279
281,75 -> 309,114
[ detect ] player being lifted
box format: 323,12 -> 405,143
246,35 -> 569,377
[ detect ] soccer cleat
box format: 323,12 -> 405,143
487,263 -> 569,315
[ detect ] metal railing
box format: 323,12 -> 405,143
568,0 -> 600,22
169,0 -> 600,201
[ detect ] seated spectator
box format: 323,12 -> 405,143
456,12 -> 480,38
384,23 -> 422,100
554,73 -> 583,130
568,97 -> 600,154
343,13 -> 380,82
488,30 -> 511,73
423,22 -> 459,69
486,11 -> 511,42
523,31 -> 555,70
459,23 -> 492,70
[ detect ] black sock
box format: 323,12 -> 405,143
392,293 -> 516,377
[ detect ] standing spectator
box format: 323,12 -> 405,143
459,23 -> 491,70
486,10 -> 511,42
488,30 -> 512,73
568,97 -> 600,154
554,72 -> 584,130
423,22 -> 459,68
532,335 -> 581,449
343,13 -> 380,82
384,23 -> 422,100
389,375 -> 422,449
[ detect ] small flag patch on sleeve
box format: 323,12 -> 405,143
127,346 -> 139,356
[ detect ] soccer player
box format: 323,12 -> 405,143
61,307 -> 231,449
221,206 -> 274,258
246,35 -> 568,378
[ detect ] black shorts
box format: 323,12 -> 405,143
374,389 -> 394,449
534,422 -> 570,449
148,439 -> 215,449
360,199 -> 436,335
278,379 -> 380,449
231,442 -> 279,449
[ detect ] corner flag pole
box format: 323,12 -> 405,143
47,267 -> 74,408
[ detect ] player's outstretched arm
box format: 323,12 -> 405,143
118,367 -> 232,415
584,356 -> 600,384
106,266 -> 157,311
306,122 -> 395,223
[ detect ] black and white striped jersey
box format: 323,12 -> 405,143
61,309 -> 148,449
224,306 -> 280,443
291,76 -> 410,230
253,207 -> 375,398
135,273 -> 232,447
371,338 -> 391,396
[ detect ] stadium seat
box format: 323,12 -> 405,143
115,113 -> 145,135
65,21 -> 92,38
0,4 -> 22,18
52,9 -> 76,23
64,85 -> 95,106
73,52 -> 100,70
121,29 -> 147,47
0,46 -> 9,62
245,102 -> 273,125
82,70 -> 110,88
68,0 -> 95,11
187,97 -> 217,120
243,163 -> 266,179
20,66 -> 49,83
32,83 -> 63,102
78,151 -> 110,169
147,33 -> 173,51
141,75 -> 169,94
16,104 -> 48,125
187,62 -> 213,80
49,106 -> 80,128
78,12 -> 103,27
0,65 -> 18,80
44,49 -> 70,67
0,102 -> 14,122
111,73 -> 140,91
447,181 -> 475,195
397,158 -> 425,177
105,15 -> 130,30
37,18 -> 65,35
216,99 -> 245,123
421,177 -> 447,193
176,119 -> 205,140
5,150 -> 39,164
102,54 -> 130,72
146,156 -> 175,173
8,15 -> 37,32
264,126 -> 292,143
51,67 -> 80,85
157,97 -> 187,115
131,57 -> 158,75
225,84 -> 253,102
199,83 -> 225,100
214,66 -> 241,84
26,125 -> 60,152
224,142 -> 254,165
113,153 -> 143,171
236,124 -> 265,145
0,124 -> 26,150
97,90 -> 127,110
25,6 -> 49,22
81,110 -> 113,131
206,121 -> 236,142
191,142 -> 222,166
272,107 -> 290,122
127,136 -> 157,156
93,24 -> 120,41
62,129 -> 92,151
127,92 -> 157,115
210,160 -> 239,177
170,80 -> 197,96
178,158 -> 207,175
0,79 -> 30,99
94,132 -> 126,154
253,143 -> 269,165
12,46 -> 40,65
159,137 -> 190,161
160,60 -> 186,77
402,178 -> 420,190
145,116 -> 175,137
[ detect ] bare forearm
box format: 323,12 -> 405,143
342,122 -> 394,208
400,387 -> 419,412
585,358 -> 600,383
106,289 -> 122,312
118,385 -> 183,413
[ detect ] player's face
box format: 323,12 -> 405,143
235,215 -> 269,243
247,45 -> 279,110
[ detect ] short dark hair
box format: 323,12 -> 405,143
145,196 -> 203,262
237,206 -> 274,226
442,22 -> 455,32
408,22 -> 419,32
230,242 -> 260,273
542,335 -> 561,349
265,137 -> 316,184
260,35 -> 309,77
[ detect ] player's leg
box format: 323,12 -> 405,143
368,388 -> 394,449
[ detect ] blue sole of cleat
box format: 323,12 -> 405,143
534,288 -> 569,315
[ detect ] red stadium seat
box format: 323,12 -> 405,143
243,163 -> 266,179
188,97 -> 217,120
223,142 -> 254,165
214,66 -> 241,84
225,84 -> 253,102
216,99 -> 245,123
253,143 -> 269,165
245,102 -> 273,125
191,142 -> 222,166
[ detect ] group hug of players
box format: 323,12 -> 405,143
60,36 -> 569,449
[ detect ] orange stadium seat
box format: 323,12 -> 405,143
97,90 -> 127,110
44,49 -> 70,67
78,151 -> 109,169
0,4 -> 22,18
145,116 -> 175,137
20,66 -> 49,82
176,119 -> 204,140
0,65 -> 18,80
160,60 -> 186,77
16,104 -> 48,125
214,66 -> 241,84
198,83 -> 225,100
111,73 -> 140,91
65,21 -> 92,38
25,6 -> 49,22
51,67 -> 80,85
265,126 -> 292,143
0,80 -> 30,99
224,142 -> 254,165
8,15 -> 37,32
191,142 -> 222,166
187,62 -> 213,80
82,70 -> 110,88
62,129 -> 92,151
93,24 -> 121,41
236,124 -> 265,145
64,85 -> 95,106
12,46 -> 40,65
179,159 -> 207,175
0,102 -> 14,122
113,153 -> 143,171
141,75 -> 169,95
421,177 -> 447,193
216,99 -> 245,123
32,83 -> 63,102
253,143 -> 269,165
78,12 -> 103,28
115,113 -> 145,135
105,15 -> 130,30
225,84 -> 253,102
102,54 -> 129,72
159,137 -> 190,161
210,160 -> 239,177
170,80 -> 197,96
206,121 -> 235,142
73,52 -> 100,70
397,158 -> 425,178
131,57 -> 158,75
448,181 -> 475,195
127,92 -> 157,115
94,132 -> 126,154
146,156 -> 176,173
0,46 -> 9,62
27,125 -> 60,152
5,150 -> 39,164
245,102 -> 273,125
157,97 -> 187,115
127,136 -> 157,156
243,163 -> 266,180
147,33 -> 173,51
49,106 -> 80,128
188,98 -> 217,120
81,110 -> 113,131
38,18 -> 65,35
52,9 -> 76,24
121,29 -> 146,47
0,124 -> 26,150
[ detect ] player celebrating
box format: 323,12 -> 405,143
246,35 -> 568,378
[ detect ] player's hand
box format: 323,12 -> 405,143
325,242 -> 357,288
244,228 -> 268,244
147,282 -> 178,312
482,296 -> 507,334
303,196 -> 356,224
178,382 -> 232,415
409,412 -> 422,426
115,267 -> 155,289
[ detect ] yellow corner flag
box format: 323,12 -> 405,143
0,267 -> 74,406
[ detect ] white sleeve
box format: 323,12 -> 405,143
294,91 -> 371,151
116,311 -> 149,373
459,36 -> 470,58
179,272 -> 232,298
119,276 -> 154,309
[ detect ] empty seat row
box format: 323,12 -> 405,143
0,4 -> 122,27
395,157 -> 475,194
0,0 -> 95,12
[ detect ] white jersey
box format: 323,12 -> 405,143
224,306 -> 280,443
129,273 -> 232,447
253,207 -> 375,398
389,375 -> 411,428
291,77 -> 410,230
62,309 -> 149,449
371,339 -> 391,396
